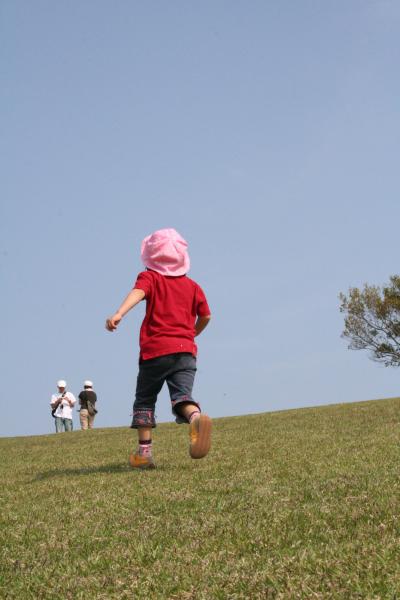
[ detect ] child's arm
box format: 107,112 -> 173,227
195,314 -> 211,337
106,288 -> 145,331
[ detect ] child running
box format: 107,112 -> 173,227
105,228 -> 212,469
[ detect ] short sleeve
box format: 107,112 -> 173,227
133,271 -> 154,298
196,284 -> 211,317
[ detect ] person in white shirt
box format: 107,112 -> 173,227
50,380 -> 76,433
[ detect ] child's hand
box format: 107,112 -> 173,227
106,312 -> 122,332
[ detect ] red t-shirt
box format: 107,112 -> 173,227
134,270 -> 211,360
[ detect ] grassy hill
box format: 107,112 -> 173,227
1,398 -> 400,599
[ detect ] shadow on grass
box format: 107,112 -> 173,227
33,461 -> 177,481
34,462 -> 134,480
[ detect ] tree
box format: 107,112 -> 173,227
339,275 -> 400,367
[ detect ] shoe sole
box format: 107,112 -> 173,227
190,414 -> 212,459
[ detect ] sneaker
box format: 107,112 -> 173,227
189,414 -> 212,459
129,452 -> 156,470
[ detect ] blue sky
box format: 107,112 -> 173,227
1,1 -> 399,437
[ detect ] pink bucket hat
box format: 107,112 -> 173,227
141,228 -> 190,276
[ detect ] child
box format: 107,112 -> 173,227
106,228 -> 212,469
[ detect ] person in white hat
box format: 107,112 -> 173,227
50,380 -> 76,433
78,380 -> 98,430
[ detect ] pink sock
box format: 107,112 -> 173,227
188,410 -> 201,424
138,440 -> 152,457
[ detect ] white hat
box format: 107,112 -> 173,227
84,380 -> 93,387
57,380 -> 67,388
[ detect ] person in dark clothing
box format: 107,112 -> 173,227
78,380 -> 97,430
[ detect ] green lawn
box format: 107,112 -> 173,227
1,398 -> 400,599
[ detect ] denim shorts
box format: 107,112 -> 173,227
131,352 -> 200,428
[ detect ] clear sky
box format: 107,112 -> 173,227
1,1 -> 399,437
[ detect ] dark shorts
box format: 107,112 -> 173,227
131,352 -> 200,429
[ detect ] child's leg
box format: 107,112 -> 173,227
166,353 -> 212,459
129,425 -> 156,469
130,358 -> 165,431
137,426 -> 152,454
135,426 -> 153,457
138,427 -> 152,441
166,354 -> 200,423
129,357 -> 168,469
176,402 -> 201,423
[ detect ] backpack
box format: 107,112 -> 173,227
85,391 -> 98,416
87,399 -> 98,416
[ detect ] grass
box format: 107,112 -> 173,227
1,398 -> 400,599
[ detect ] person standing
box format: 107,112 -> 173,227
50,380 -> 76,433
78,380 -> 97,430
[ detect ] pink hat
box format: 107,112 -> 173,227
141,228 -> 190,276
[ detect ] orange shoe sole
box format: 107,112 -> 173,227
189,414 -> 212,459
